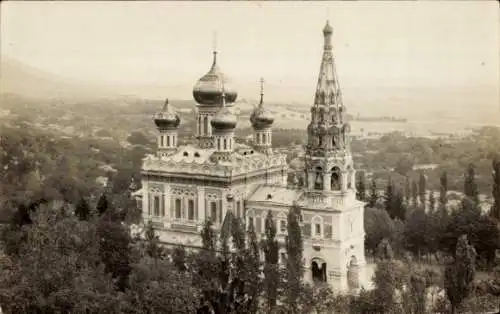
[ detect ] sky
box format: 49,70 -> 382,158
1,1 -> 499,111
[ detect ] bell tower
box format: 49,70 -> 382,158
304,21 -> 355,194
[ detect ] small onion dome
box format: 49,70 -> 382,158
153,98 -> 180,130
193,51 -> 238,106
250,105 -> 274,130
323,20 -> 333,35
250,78 -> 274,130
211,106 -> 237,131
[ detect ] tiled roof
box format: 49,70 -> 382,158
247,185 -> 302,206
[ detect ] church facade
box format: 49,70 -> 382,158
134,21 -> 368,293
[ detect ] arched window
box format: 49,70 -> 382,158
154,195 -> 160,217
318,135 -> 323,146
312,216 -> 323,237
331,167 -> 341,191
188,199 -> 195,220
223,138 -> 227,150
167,136 -> 170,147
314,166 -> 323,190
175,199 -> 182,219
210,201 -> 217,222
160,136 -> 164,147
203,116 -> 208,135
263,133 -> 267,144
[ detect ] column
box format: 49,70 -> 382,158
323,172 -> 331,191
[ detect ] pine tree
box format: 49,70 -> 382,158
368,179 -> 378,208
75,196 -> 90,221
283,205 -> 304,314
245,220 -> 261,313
439,171 -> 448,211
97,193 -> 109,215
464,163 -> 479,205
445,235 -> 477,314
393,190 -> 406,221
144,221 -> 164,261
384,180 -> 395,219
428,191 -> 436,213
262,211 -> 280,312
356,172 -> 366,201
490,158 -> 500,221
412,180 -> 419,209
418,172 -> 427,210
405,176 -> 411,205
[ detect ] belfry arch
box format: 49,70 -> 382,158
314,166 -> 323,190
311,258 -> 327,283
331,166 -> 341,191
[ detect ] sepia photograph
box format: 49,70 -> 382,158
0,1 -> 499,313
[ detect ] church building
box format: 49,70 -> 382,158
134,21 -> 368,293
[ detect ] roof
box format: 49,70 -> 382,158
142,144 -> 287,177
247,185 -> 302,206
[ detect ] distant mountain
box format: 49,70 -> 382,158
0,56 -> 121,100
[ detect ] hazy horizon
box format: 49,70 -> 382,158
1,1 -> 499,121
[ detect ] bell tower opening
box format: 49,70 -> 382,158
331,166 -> 341,191
314,167 -> 323,190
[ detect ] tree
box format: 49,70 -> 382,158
418,172 -> 427,209
75,195 -> 90,220
384,179 -> 395,217
439,171 -> 449,211
125,257 -> 199,313
243,219 -> 261,314
445,235 -> 477,314
464,163 -> 479,205
172,245 -> 188,272
356,171 -> 366,201
412,180 -> 419,209
365,207 -> 396,257
368,179 -> 378,208
428,190 -> 436,213
97,213 -> 134,292
372,240 -> 401,313
262,211 -> 280,312
0,201 -> 125,313
404,207 -> 434,261
404,176 -> 411,205
394,155 -> 414,176
97,193 -> 110,215
282,205 -> 304,314
144,221 -> 165,261
490,158 -> 500,221
441,198 -> 500,266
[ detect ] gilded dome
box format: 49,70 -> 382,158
211,94 -> 237,131
153,99 -> 181,130
250,78 -> 274,130
193,51 -> 238,106
211,107 -> 237,131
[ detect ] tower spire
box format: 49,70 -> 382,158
212,31 -> 218,66
259,78 -> 264,106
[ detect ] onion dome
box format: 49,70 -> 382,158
250,78 -> 274,130
211,93 -> 237,131
323,20 -> 333,35
193,51 -> 238,106
153,98 -> 180,130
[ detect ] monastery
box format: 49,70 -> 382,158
133,21 -> 368,292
